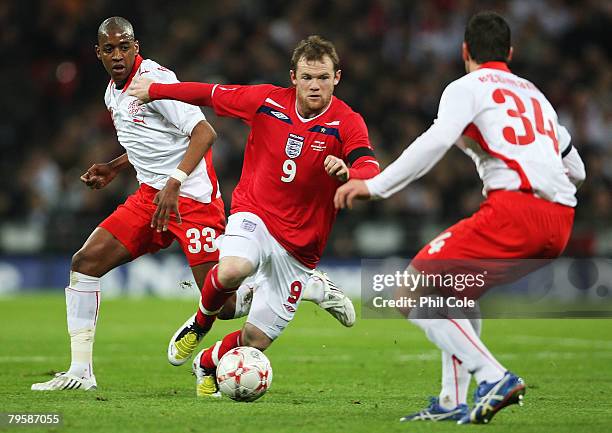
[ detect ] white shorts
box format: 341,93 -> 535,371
218,212 -> 313,339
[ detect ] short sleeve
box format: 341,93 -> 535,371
211,84 -> 278,123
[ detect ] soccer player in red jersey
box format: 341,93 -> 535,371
335,12 -> 586,424
129,35 -> 380,396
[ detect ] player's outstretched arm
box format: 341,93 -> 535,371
150,120 -> 217,232
129,76 -> 216,107
80,153 -> 131,189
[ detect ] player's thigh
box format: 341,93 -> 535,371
245,251 -> 311,340
72,227 -> 133,277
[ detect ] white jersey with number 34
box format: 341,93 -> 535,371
456,62 -> 576,206
366,62 -> 579,207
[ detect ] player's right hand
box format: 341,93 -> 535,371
128,76 -> 154,104
80,163 -> 117,189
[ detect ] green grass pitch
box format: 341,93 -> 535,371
1,295 -> 611,433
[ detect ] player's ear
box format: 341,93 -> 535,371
507,46 -> 513,63
290,69 -> 297,86
462,42 -> 470,62
95,45 -> 101,60
334,69 -> 341,86
134,40 -> 140,55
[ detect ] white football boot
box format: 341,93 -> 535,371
305,270 -> 356,327
31,372 -> 97,391
193,349 -> 221,398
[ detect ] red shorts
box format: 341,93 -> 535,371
412,190 -> 574,298
99,184 -> 226,267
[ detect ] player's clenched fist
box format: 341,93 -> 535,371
334,179 -> 371,209
324,155 -> 349,182
128,76 -> 154,104
80,163 -> 117,189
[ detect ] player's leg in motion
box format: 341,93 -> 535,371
219,270 -> 356,327
31,228 -> 132,391
401,315 -> 481,422
400,266 -> 524,424
167,241 -> 256,366
167,259 -> 254,366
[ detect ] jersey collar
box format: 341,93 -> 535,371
294,94 -> 335,123
478,61 -> 511,73
117,54 -> 143,93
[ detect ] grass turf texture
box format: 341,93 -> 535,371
1,295 -> 611,433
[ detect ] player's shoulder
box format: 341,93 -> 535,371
330,96 -> 366,126
139,58 -> 178,83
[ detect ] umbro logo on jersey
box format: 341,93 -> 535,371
271,110 -> 289,120
285,134 -> 304,159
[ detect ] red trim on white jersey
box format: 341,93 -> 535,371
478,61 -> 511,73
120,54 -> 143,93
463,123 -> 533,192
205,150 -> 218,199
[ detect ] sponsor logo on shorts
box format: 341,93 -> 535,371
241,219 -> 257,232
283,303 -> 296,313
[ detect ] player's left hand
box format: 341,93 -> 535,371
324,155 -> 349,182
151,178 -> 182,232
334,179 -> 371,209
128,76 -> 154,105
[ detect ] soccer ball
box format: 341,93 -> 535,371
216,346 -> 273,402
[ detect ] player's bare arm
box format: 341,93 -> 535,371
80,153 -> 131,190
324,155 -> 349,182
151,120 -> 217,232
128,76 -> 154,104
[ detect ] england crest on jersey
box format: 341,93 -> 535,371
285,133 -> 304,159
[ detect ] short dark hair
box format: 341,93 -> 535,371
291,35 -> 340,72
464,12 -> 511,63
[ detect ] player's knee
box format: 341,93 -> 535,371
217,258 -> 253,288
241,324 -> 272,351
71,243 -> 111,277
71,247 -> 96,274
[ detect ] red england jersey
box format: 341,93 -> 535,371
210,84 -> 376,268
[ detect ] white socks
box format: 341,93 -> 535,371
409,314 -> 505,401
65,271 -> 100,379
438,317 -> 482,409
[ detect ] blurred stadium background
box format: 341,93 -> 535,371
0,0 -> 610,295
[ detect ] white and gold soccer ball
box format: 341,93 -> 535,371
216,346 -> 273,402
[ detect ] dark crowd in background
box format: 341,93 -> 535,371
1,0 -> 610,259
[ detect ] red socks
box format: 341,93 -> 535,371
200,330 -> 242,370
195,265 -> 237,332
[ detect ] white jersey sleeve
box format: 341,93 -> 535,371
366,81 -> 476,198
367,63 -> 579,207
